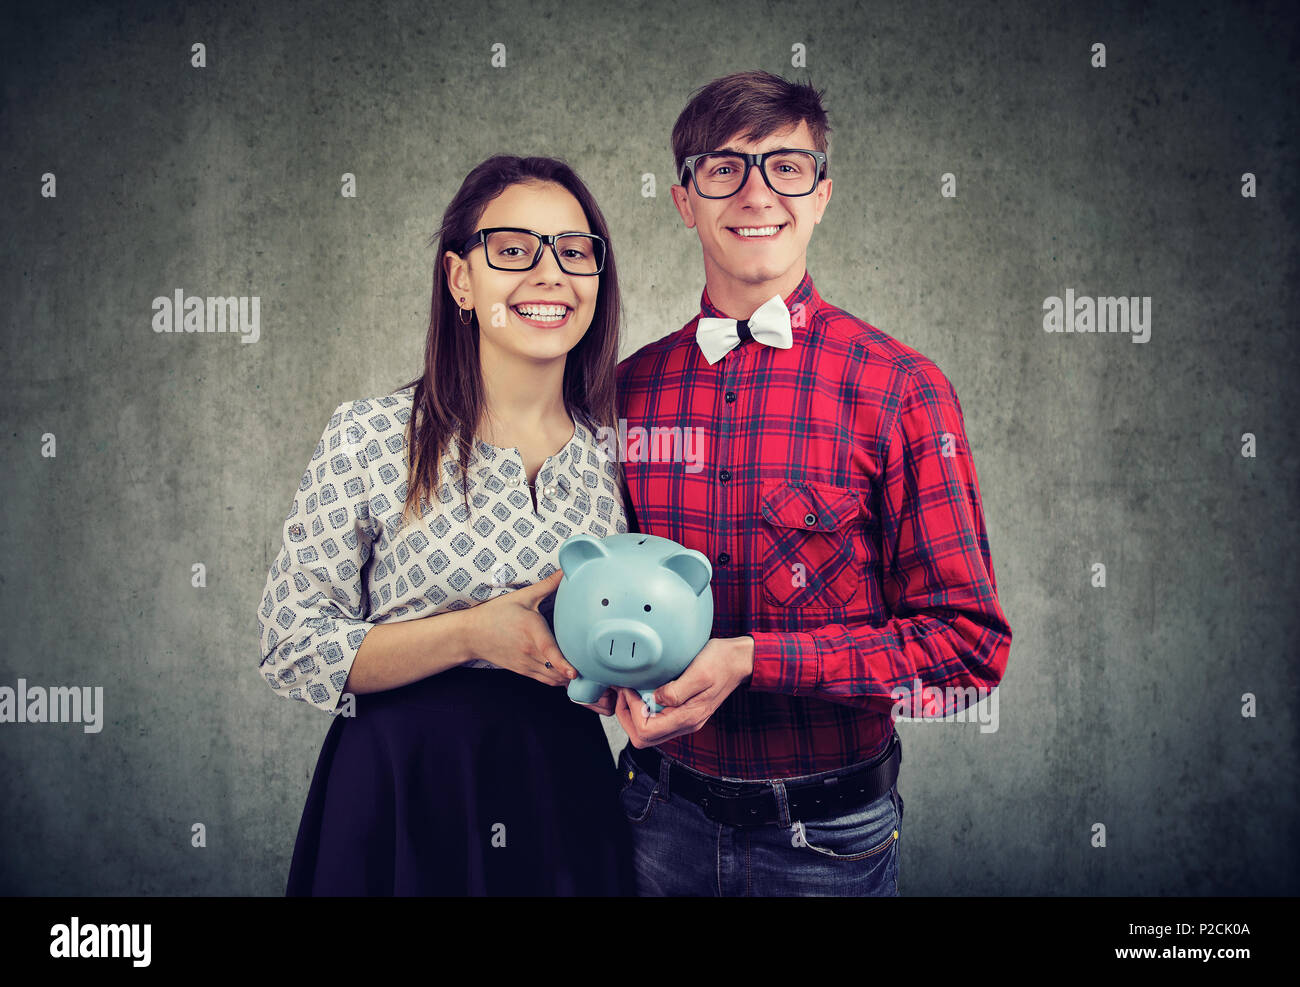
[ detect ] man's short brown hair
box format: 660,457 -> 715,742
671,71 -> 832,185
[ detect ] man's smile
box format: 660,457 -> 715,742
725,222 -> 787,239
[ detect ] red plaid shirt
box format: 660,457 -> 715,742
615,269 -> 1011,780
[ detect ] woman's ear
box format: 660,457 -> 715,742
444,250 -> 470,306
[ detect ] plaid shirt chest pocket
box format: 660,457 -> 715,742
757,479 -> 863,608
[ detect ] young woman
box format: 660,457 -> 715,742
255,155 -> 637,895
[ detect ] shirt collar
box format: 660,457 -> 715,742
698,269 -> 821,349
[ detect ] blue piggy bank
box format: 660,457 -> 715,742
550,533 -> 713,713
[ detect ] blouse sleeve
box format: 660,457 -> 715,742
255,401 -> 377,715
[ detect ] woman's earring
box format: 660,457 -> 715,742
458,297 -> 473,326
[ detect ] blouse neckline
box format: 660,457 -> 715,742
467,418 -> 586,480
397,384 -> 590,485
473,417 -> 578,468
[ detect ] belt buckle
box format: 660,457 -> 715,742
706,779 -> 748,799
699,780 -> 771,827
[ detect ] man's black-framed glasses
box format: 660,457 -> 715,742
679,148 -> 828,199
460,227 -> 606,275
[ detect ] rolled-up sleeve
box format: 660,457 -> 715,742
256,401 -> 376,714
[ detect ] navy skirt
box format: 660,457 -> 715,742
285,667 -> 636,896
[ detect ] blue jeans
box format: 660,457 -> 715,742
616,744 -> 904,896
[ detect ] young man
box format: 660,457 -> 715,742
605,71 -> 1012,896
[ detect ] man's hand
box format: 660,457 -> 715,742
616,636 -> 755,747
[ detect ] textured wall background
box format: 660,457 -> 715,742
1,0 -> 1296,896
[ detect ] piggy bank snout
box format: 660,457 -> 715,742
587,618 -> 663,673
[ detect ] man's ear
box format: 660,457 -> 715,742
813,178 -> 833,224
670,184 -> 697,229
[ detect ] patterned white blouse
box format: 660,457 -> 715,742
256,384 -> 629,715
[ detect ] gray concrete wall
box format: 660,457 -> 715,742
1,0 -> 1295,895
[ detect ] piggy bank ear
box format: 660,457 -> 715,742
557,533 -> 609,578
661,549 -> 712,597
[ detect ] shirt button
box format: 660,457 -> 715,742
725,391 -> 736,403
719,469 -> 730,482
718,553 -> 730,565
804,513 -> 817,526
509,477 -> 521,487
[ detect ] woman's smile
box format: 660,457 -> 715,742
511,301 -> 574,328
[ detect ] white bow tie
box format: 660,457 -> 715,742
695,294 -> 793,365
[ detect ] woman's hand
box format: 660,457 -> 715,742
460,570 -> 578,687
574,688 -> 617,716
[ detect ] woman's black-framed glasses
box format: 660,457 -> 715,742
679,148 -> 828,199
460,227 -> 606,275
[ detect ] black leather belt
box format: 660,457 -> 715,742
624,734 -> 901,828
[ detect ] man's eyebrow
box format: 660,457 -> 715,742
712,146 -> 796,155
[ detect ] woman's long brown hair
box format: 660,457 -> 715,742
395,155 -> 624,530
